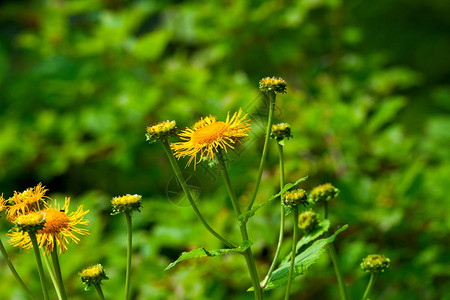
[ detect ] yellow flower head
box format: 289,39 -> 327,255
171,109 -> 250,167
79,264 -> 108,288
111,194 -> 142,215
308,183 -> 339,204
361,254 -> 390,272
259,77 -> 287,94
0,194 -> 6,215
146,120 -> 177,143
8,197 -> 89,254
270,123 -> 292,141
6,183 -> 49,221
298,210 -> 319,232
283,189 -> 308,207
14,211 -> 46,233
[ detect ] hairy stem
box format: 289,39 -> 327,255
29,232 -> 50,300
42,250 -> 62,300
160,139 -> 236,248
216,152 -> 263,300
262,143 -> 286,288
94,282 -> 106,300
247,91 -> 276,211
0,237 -> 36,300
285,207 -> 299,299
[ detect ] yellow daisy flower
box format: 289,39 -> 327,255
6,183 -> 49,221
8,197 -> 89,254
171,109 -> 250,167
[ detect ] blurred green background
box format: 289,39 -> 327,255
1,0 -> 449,299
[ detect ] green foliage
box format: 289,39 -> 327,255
165,240 -> 252,271
255,225 -> 348,291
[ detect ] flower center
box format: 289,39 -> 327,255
191,122 -> 228,145
39,208 -> 70,234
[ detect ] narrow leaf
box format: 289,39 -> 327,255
251,225 -> 348,291
165,240 -> 252,270
239,176 -> 308,225
280,219 -> 331,265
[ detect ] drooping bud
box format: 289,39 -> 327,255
361,254 -> 390,272
298,210 -> 319,233
111,194 -> 142,215
79,264 -> 108,290
259,77 -> 287,94
146,120 -> 177,144
308,183 -> 339,204
282,189 -> 308,207
270,123 -> 292,141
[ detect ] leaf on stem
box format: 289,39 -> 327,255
250,224 -> 348,291
165,240 -> 253,270
238,176 -> 308,225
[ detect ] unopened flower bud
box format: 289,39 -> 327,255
79,264 -> 108,289
111,194 -> 142,215
270,123 -> 292,141
298,210 -> 319,232
14,211 -> 46,233
283,189 -> 308,207
259,77 -> 287,94
308,183 -> 339,204
361,254 -> 390,272
146,120 -> 177,143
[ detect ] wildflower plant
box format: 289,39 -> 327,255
79,264 -> 108,299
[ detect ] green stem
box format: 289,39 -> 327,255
361,272 -> 377,300
261,143 -> 286,288
160,139 -> 236,248
29,232 -> 50,300
247,91 -> 276,212
285,207 -> 299,299
216,152 -> 263,300
324,204 -> 349,300
42,249 -> 62,300
0,237 -> 36,300
51,238 -> 68,300
94,282 -> 106,300
125,212 -> 132,300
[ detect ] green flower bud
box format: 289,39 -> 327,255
146,120 -> 177,144
361,254 -> 390,272
79,264 -> 108,290
270,123 -> 292,141
298,210 -> 319,232
283,189 -> 308,207
111,194 -> 142,215
259,77 -> 287,94
308,183 -> 339,204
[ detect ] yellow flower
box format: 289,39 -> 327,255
282,189 -> 308,207
259,77 -> 287,94
0,194 -> 6,214
8,197 -> 89,254
111,194 -> 142,214
146,120 -> 177,143
171,109 -> 250,167
6,183 -> 49,221
308,183 -> 339,204
79,264 -> 108,287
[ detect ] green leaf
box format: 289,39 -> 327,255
280,219 -> 331,265
238,176 -> 308,225
253,225 -> 348,291
165,240 -> 252,270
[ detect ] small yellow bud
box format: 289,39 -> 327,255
308,183 -> 339,204
259,77 -> 287,94
298,210 -> 319,232
14,211 -> 46,233
79,264 -> 108,289
146,120 -> 177,143
283,189 -> 308,207
111,194 -> 142,215
361,254 -> 390,272
270,123 -> 292,141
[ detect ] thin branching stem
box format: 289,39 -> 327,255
29,232 -> 50,300
160,139 -> 236,248
50,239 -> 68,300
247,91 -> 276,212
285,207 -> 299,299
0,237 -> 36,300
216,151 -> 263,300
262,143 -> 286,288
